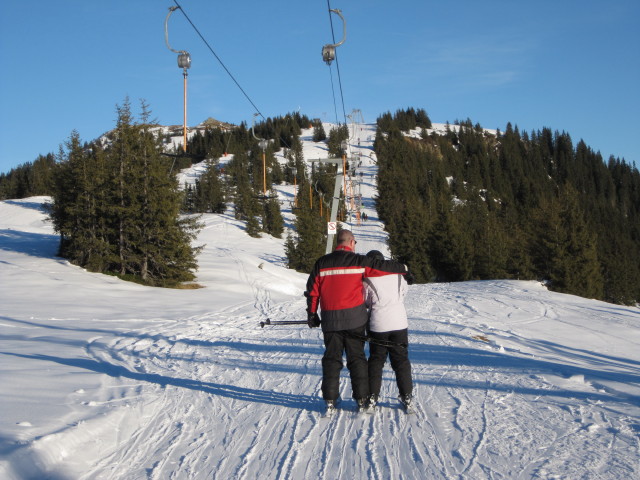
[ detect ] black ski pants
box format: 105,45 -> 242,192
321,326 -> 369,401
368,328 -> 413,397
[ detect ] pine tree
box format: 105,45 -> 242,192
530,184 -> 603,298
557,185 -> 604,299
227,151 -> 263,238
285,176 -> 327,272
194,161 -> 226,213
530,191 -> 565,287
50,130 -> 93,263
428,207 -> 473,282
108,98 -> 142,276
82,142 -> 113,271
262,194 -> 284,238
50,99 -> 202,286
327,125 -> 349,157
312,122 -> 327,142
469,201 -> 509,280
415,108 -> 432,129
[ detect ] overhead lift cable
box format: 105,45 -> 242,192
325,1 -> 348,126
327,58 -> 340,124
171,0 -> 265,120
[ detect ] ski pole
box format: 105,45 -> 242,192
259,318 -> 309,328
345,331 -> 408,348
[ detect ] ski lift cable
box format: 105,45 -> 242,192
326,5 -> 341,125
326,1 -> 348,127
224,130 -> 233,154
327,66 -> 340,126
171,0 -> 265,120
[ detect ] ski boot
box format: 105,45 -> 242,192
356,397 -> 371,414
324,399 -> 337,416
399,393 -> 415,414
368,394 -> 379,413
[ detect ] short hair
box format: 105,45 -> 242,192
337,229 -> 354,245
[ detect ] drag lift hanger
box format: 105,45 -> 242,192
322,9 -> 346,65
165,6 -> 191,153
252,114 -> 273,198
318,8 -> 349,253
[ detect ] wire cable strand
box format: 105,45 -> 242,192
328,65 -> 339,126
172,0 -> 265,120
326,0 -> 348,127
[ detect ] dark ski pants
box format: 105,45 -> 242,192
368,328 -> 413,397
321,326 -> 369,401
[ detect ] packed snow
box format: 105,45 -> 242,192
1,124 -> 639,479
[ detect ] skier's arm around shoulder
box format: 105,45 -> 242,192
363,255 -> 407,278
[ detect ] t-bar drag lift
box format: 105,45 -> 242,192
252,114 -> 273,199
165,6 -> 191,153
322,9 -> 346,65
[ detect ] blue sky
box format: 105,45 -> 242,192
1,0 -> 638,173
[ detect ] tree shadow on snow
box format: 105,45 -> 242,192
0,229 -> 59,259
4,317 -> 323,358
0,352 -> 321,412
3,199 -> 50,212
5,315 -> 323,355
408,342 -> 640,406
409,329 -> 640,373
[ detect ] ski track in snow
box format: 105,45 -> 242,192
1,124 -> 639,479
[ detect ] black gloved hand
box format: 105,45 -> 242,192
404,271 -> 416,285
307,312 -> 321,328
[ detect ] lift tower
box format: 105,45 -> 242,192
164,6 -> 191,153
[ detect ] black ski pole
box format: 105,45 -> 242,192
345,331 -> 408,348
259,319 -> 308,328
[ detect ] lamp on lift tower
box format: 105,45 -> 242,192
177,52 -> 191,70
165,6 -> 192,153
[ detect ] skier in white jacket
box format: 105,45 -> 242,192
363,250 -> 414,411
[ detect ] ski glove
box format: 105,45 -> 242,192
307,312 -> 321,328
404,271 -> 416,285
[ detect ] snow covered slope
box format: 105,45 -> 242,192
1,125 -> 639,479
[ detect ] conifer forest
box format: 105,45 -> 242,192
1,105 -> 638,305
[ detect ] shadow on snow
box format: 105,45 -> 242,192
0,351 -> 321,413
0,229 -> 59,259
3,318 -> 639,410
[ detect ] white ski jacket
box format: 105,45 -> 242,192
363,273 -> 408,332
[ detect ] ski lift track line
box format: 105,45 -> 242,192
171,0 -> 265,120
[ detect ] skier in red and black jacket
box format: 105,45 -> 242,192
305,229 -> 407,413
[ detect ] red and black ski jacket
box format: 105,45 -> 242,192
305,245 -> 406,332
